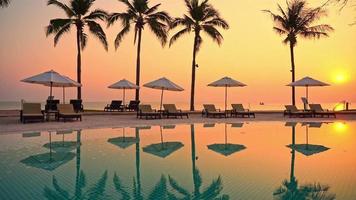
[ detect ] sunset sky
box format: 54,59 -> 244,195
0,0 -> 355,107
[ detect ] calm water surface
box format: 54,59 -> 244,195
0,122 -> 355,200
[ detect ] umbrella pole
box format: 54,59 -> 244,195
306,126 -> 309,150
225,86 -> 227,111
225,123 -> 227,150
63,87 -> 65,103
160,89 -> 164,111
123,88 -> 126,110
306,86 -> 309,102
50,82 -> 53,98
160,126 -> 164,149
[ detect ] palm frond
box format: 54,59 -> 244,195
0,0 -> 10,8
119,0 -> 137,13
169,27 -> 191,47
86,20 -> 108,50
145,3 -> 160,15
53,22 -> 72,46
114,24 -> 131,49
203,17 -> 229,29
80,32 -> 88,50
202,24 -> 223,45
84,9 -> 108,21
146,18 -> 169,46
113,173 -> 131,200
200,176 -> 223,199
47,0 -> 75,17
46,18 -> 73,36
85,171 -> 108,200
168,176 -> 190,197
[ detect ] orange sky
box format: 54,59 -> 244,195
0,0 -> 355,107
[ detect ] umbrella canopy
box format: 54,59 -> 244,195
207,123 -> 246,157
144,77 -> 184,110
142,126 -> 184,158
109,79 -> 139,107
21,70 -> 81,102
44,76 -> 81,103
287,76 -> 329,102
287,122 -> 330,156
108,128 -> 138,149
208,77 -> 247,111
20,152 -> 76,171
21,131 -> 75,171
143,142 -> 184,158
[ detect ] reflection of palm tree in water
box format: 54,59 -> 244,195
168,124 -> 230,199
43,130 -> 108,200
273,126 -> 335,200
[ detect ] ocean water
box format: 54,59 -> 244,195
0,122 -> 355,199
0,101 -> 351,111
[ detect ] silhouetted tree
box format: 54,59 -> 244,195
46,0 -> 108,100
0,0 -> 10,8
264,0 -> 333,105
107,0 -> 171,101
170,0 -> 229,111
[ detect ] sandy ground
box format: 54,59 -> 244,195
1,113 -> 355,135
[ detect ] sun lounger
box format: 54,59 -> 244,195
125,100 -> 140,111
284,105 -> 312,118
45,99 -> 60,112
70,99 -> 84,112
202,104 -> 226,118
21,103 -> 45,123
231,104 -> 255,118
163,104 -> 189,119
104,100 -> 123,112
137,104 -> 161,119
309,104 -> 336,118
57,104 -> 82,122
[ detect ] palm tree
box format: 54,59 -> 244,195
46,0 -> 108,100
107,0 -> 171,101
0,0 -> 10,8
263,0 -> 333,105
170,0 -> 229,111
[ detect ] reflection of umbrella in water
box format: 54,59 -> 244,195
143,126 -> 183,158
287,122 -> 330,156
108,127 -> 138,149
20,132 -> 75,171
274,123 -> 335,200
207,123 -> 246,156
43,130 -> 80,152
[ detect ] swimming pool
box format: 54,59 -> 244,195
0,122 -> 355,199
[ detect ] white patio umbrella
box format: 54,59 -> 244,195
208,77 -> 247,111
287,76 -> 329,102
108,79 -> 139,107
21,70 -> 75,100
43,76 -> 81,103
143,77 -> 184,111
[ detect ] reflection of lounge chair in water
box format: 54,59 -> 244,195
274,124 -> 335,200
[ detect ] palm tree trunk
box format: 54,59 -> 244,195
190,124 -> 199,197
76,26 -> 82,100
289,43 -> 296,106
190,34 -> 198,111
75,130 -> 82,198
135,28 -> 143,101
290,126 -> 296,182
135,128 -> 143,200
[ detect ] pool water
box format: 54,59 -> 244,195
0,122 -> 355,200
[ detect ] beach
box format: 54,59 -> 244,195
1,111 -> 355,134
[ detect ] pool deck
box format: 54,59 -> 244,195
1,110 -> 355,134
